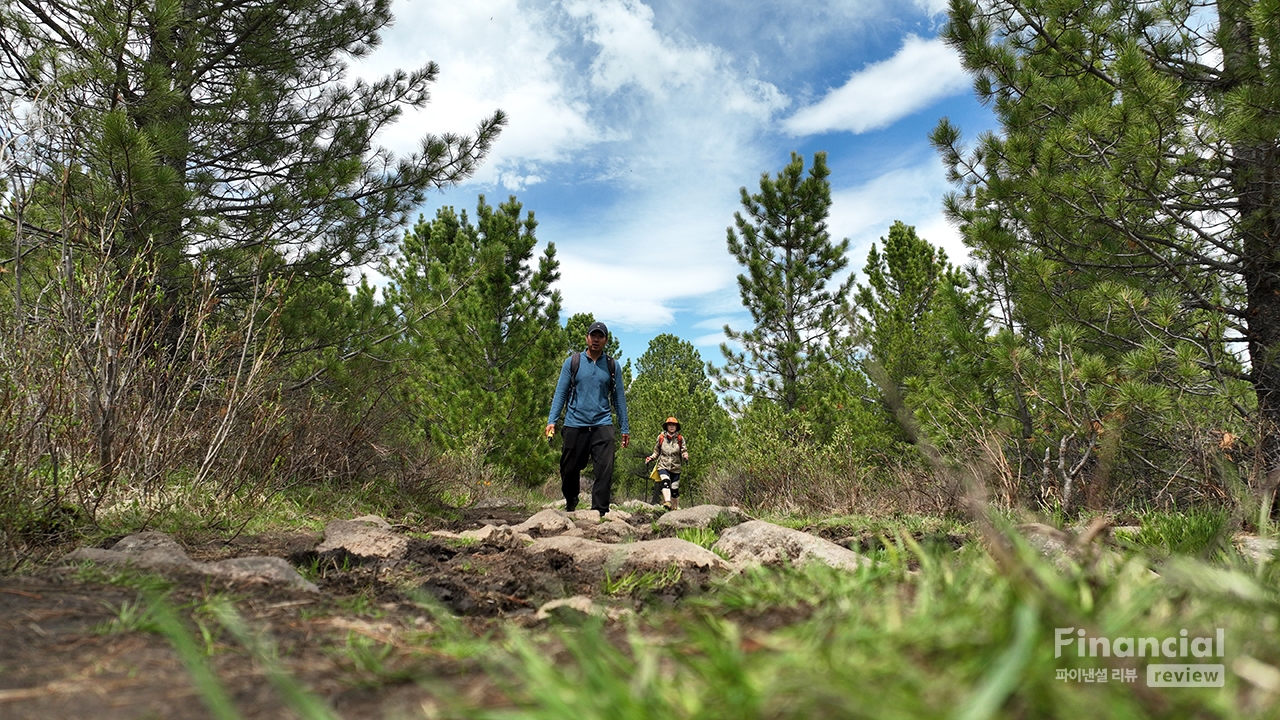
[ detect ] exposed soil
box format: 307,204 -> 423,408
0,506 -> 687,720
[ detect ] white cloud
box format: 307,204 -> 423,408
348,1 -> 984,349
352,0 -> 598,189
783,34 -> 969,135
912,0 -> 951,17
829,157 -> 967,276
549,189 -> 744,329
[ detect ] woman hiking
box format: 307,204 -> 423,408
644,417 -> 688,510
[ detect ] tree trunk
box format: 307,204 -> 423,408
1221,0 -> 1280,498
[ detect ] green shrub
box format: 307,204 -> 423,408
1133,507 -> 1230,556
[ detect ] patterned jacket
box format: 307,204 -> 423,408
652,432 -> 686,473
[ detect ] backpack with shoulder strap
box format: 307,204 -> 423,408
568,350 -> 617,403
654,432 -> 685,456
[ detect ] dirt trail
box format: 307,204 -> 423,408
0,506 -> 676,720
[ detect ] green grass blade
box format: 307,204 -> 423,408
146,593 -> 243,720
953,601 -> 1038,720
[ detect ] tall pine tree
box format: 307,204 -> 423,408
856,221 -> 986,395
714,151 -> 853,412
0,0 -> 503,304
626,334 -> 730,495
934,0 -> 1265,505
385,196 -> 562,483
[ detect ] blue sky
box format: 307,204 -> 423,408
354,0 -> 998,368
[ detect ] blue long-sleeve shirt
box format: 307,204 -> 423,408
547,352 -> 629,433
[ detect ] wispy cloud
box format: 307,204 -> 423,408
350,1 -> 984,352
912,0 -> 952,17
783,34 -> 968,135
354,0 -> 598,189
829,157 -> 966,275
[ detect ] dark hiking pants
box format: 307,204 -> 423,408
560,425 -> 615,513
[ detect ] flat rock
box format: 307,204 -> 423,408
1234,534 -> 1280,562
459,524 -> 532,546
527,535 -> 728,573
567,509 -> 604,526
514,509 -> 577,535
713,520 -> 874,571
64,532 -> 317,592
602,510 -> 633,523
619,500 -> 660,512
205,557 -> 318,592
316,518 -> 409,559
589,521 -> 641,543
656,505 -> 748,530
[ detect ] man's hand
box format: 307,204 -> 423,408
544,423 -> 555,440
621,433 -> 630,449
682,452 -> 689,460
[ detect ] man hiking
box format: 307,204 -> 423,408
545,321 -> 630,514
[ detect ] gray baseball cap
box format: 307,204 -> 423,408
587,321 -> 608,337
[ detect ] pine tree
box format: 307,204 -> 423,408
933,0 -> 1265,503
714,151 -> 853,412
627,334 -> 730,480
856,221 -> 984,392
850,222 -> 990,458
0,0 -> 503,303
385,196 -> 562,483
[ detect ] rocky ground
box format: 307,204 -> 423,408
0,501 -> 875,719
4,501 -> 1274,719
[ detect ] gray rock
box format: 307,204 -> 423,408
602,510 -> 633,523
1234,533 -> 1280,562
64,532 -> 318,592
111,531 -> 186,554
619,499 -> 660,512
541,493 -> 590,510
514,509 -> 577,535
713,520 -> 874,571
567,509 -> 604,526
316,518 -> 409,559
349,514 -> 392,530
1017,523 -> 1076,570
528,535 -> 729,572
590,520 -> 640,543
656,504 -> 748,530
64,546 -> 190,569
205,557 -> 318,593
66,532 -> 194,570
460,524 -> 533,546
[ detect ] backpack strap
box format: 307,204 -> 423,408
568,351 -> 581,402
